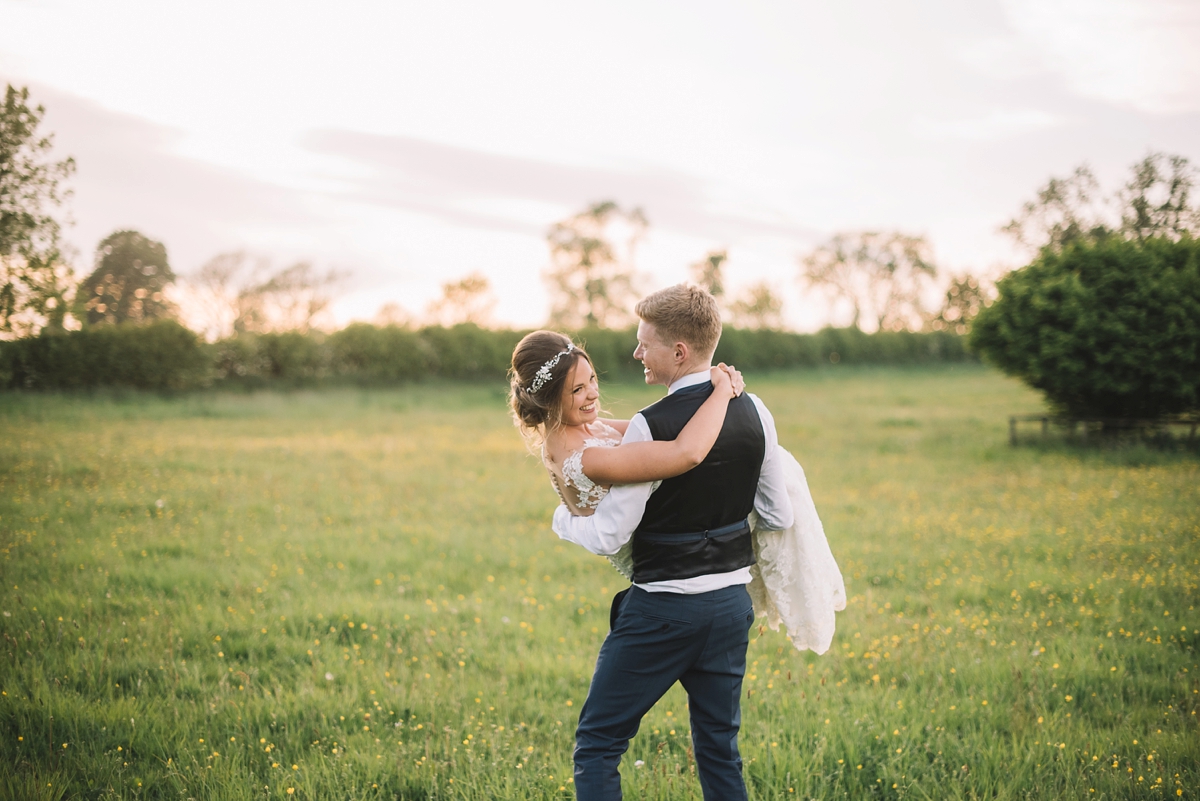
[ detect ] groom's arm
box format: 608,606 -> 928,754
749,395 -> 794,531
551,415 -> 654,556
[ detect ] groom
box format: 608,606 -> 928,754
552,283 -> 794,801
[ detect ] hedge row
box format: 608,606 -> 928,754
0,320 -> 974,391
0,321 -> 211,391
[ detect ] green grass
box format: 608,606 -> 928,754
0,365 -> 1196,800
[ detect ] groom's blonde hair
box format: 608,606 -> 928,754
635,283 -> 722,359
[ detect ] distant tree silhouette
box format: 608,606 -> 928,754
426,272 -> 496,327
799,232 -> 938,332
927,275 -> 993,336
79,230 -> 176,326
545,201 -> 646,329
689,250 -> 728,299
374,302 -> 412,328
247,261 -> 344,333
728,281 -> 785,330
184,252 -> 343,338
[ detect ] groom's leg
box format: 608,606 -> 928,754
679,584 -> 754,801
574,588 -> 706,801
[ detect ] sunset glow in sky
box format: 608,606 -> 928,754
2,0 -> 1198,329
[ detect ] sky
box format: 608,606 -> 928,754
2,0 -> 1198,330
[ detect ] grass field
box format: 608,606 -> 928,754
1,365 -> 1197,800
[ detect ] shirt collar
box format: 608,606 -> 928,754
667,369 -> 713,395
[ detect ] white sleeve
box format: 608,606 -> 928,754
750,395 -> 794,530
550,414 -> 654,555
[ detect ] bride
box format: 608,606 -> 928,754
509,330 -> 845,654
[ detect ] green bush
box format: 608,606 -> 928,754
327,323 -> 434,381
209,335 -> 269,381
0,320 -> 209,390
971,236 -> 1200,419
818,328 -> 970,366
580,326 -> 971,376
718,328 -> 970,370
418,324 -> 521,379
716,328 -> 821,369
257,332 -> 329,380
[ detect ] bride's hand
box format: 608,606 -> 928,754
710,363 -> 745,398
722,363 -> 745,397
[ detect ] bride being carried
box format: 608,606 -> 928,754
509,326 -> 845,655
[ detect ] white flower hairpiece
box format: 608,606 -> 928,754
528,343 -> 575,394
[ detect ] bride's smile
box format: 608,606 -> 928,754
561,358 -> 600,427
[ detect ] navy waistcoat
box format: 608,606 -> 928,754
631,382 -> 765,584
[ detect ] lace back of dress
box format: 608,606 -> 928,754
546,422 -> 634,580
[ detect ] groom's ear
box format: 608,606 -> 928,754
674,341 -> 690,364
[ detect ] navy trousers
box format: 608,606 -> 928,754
574,584 -> 755,801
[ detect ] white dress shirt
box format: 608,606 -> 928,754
552,369 -> 794,594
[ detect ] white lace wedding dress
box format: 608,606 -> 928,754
546,421 -> 638,580
745,447 -> 847,654
548,425 -> 846,655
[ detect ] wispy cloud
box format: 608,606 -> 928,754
911,108 -> 1065,142
31,84 -> 317,269
301,129 -> 821,244
994,0 -> 1200,114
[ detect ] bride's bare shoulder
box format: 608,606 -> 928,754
542,427 -> 581,465
598,418 -> 629,435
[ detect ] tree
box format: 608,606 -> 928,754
689,250 -> 728,299
545,201 -> 646,329
78,230 -> 176,325
182,251 -> 256,340
1120,153 -> 1199,241
798,232 -> 938,331
374,302 -> 412,328
970,236 -> 1200,420
425,272 -> 496,326
1000,165 -> 1109,254
927,274 -> 994,336
181,252 -> 344,339
1001,153 -> 1200,255
727,281 -> 785,330
0,85 -> 76,336
250,261 -> 344,333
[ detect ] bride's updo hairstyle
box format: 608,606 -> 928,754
509,330 -> 593,448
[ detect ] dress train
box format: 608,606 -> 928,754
747,447 -> 846,654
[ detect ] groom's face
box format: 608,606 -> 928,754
633,320 -> 679,387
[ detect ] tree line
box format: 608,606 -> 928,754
0,82 -> 973,393
0,320 -> 974,391
2,82 -> 1197,419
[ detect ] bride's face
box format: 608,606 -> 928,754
559,356 -> 600,427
